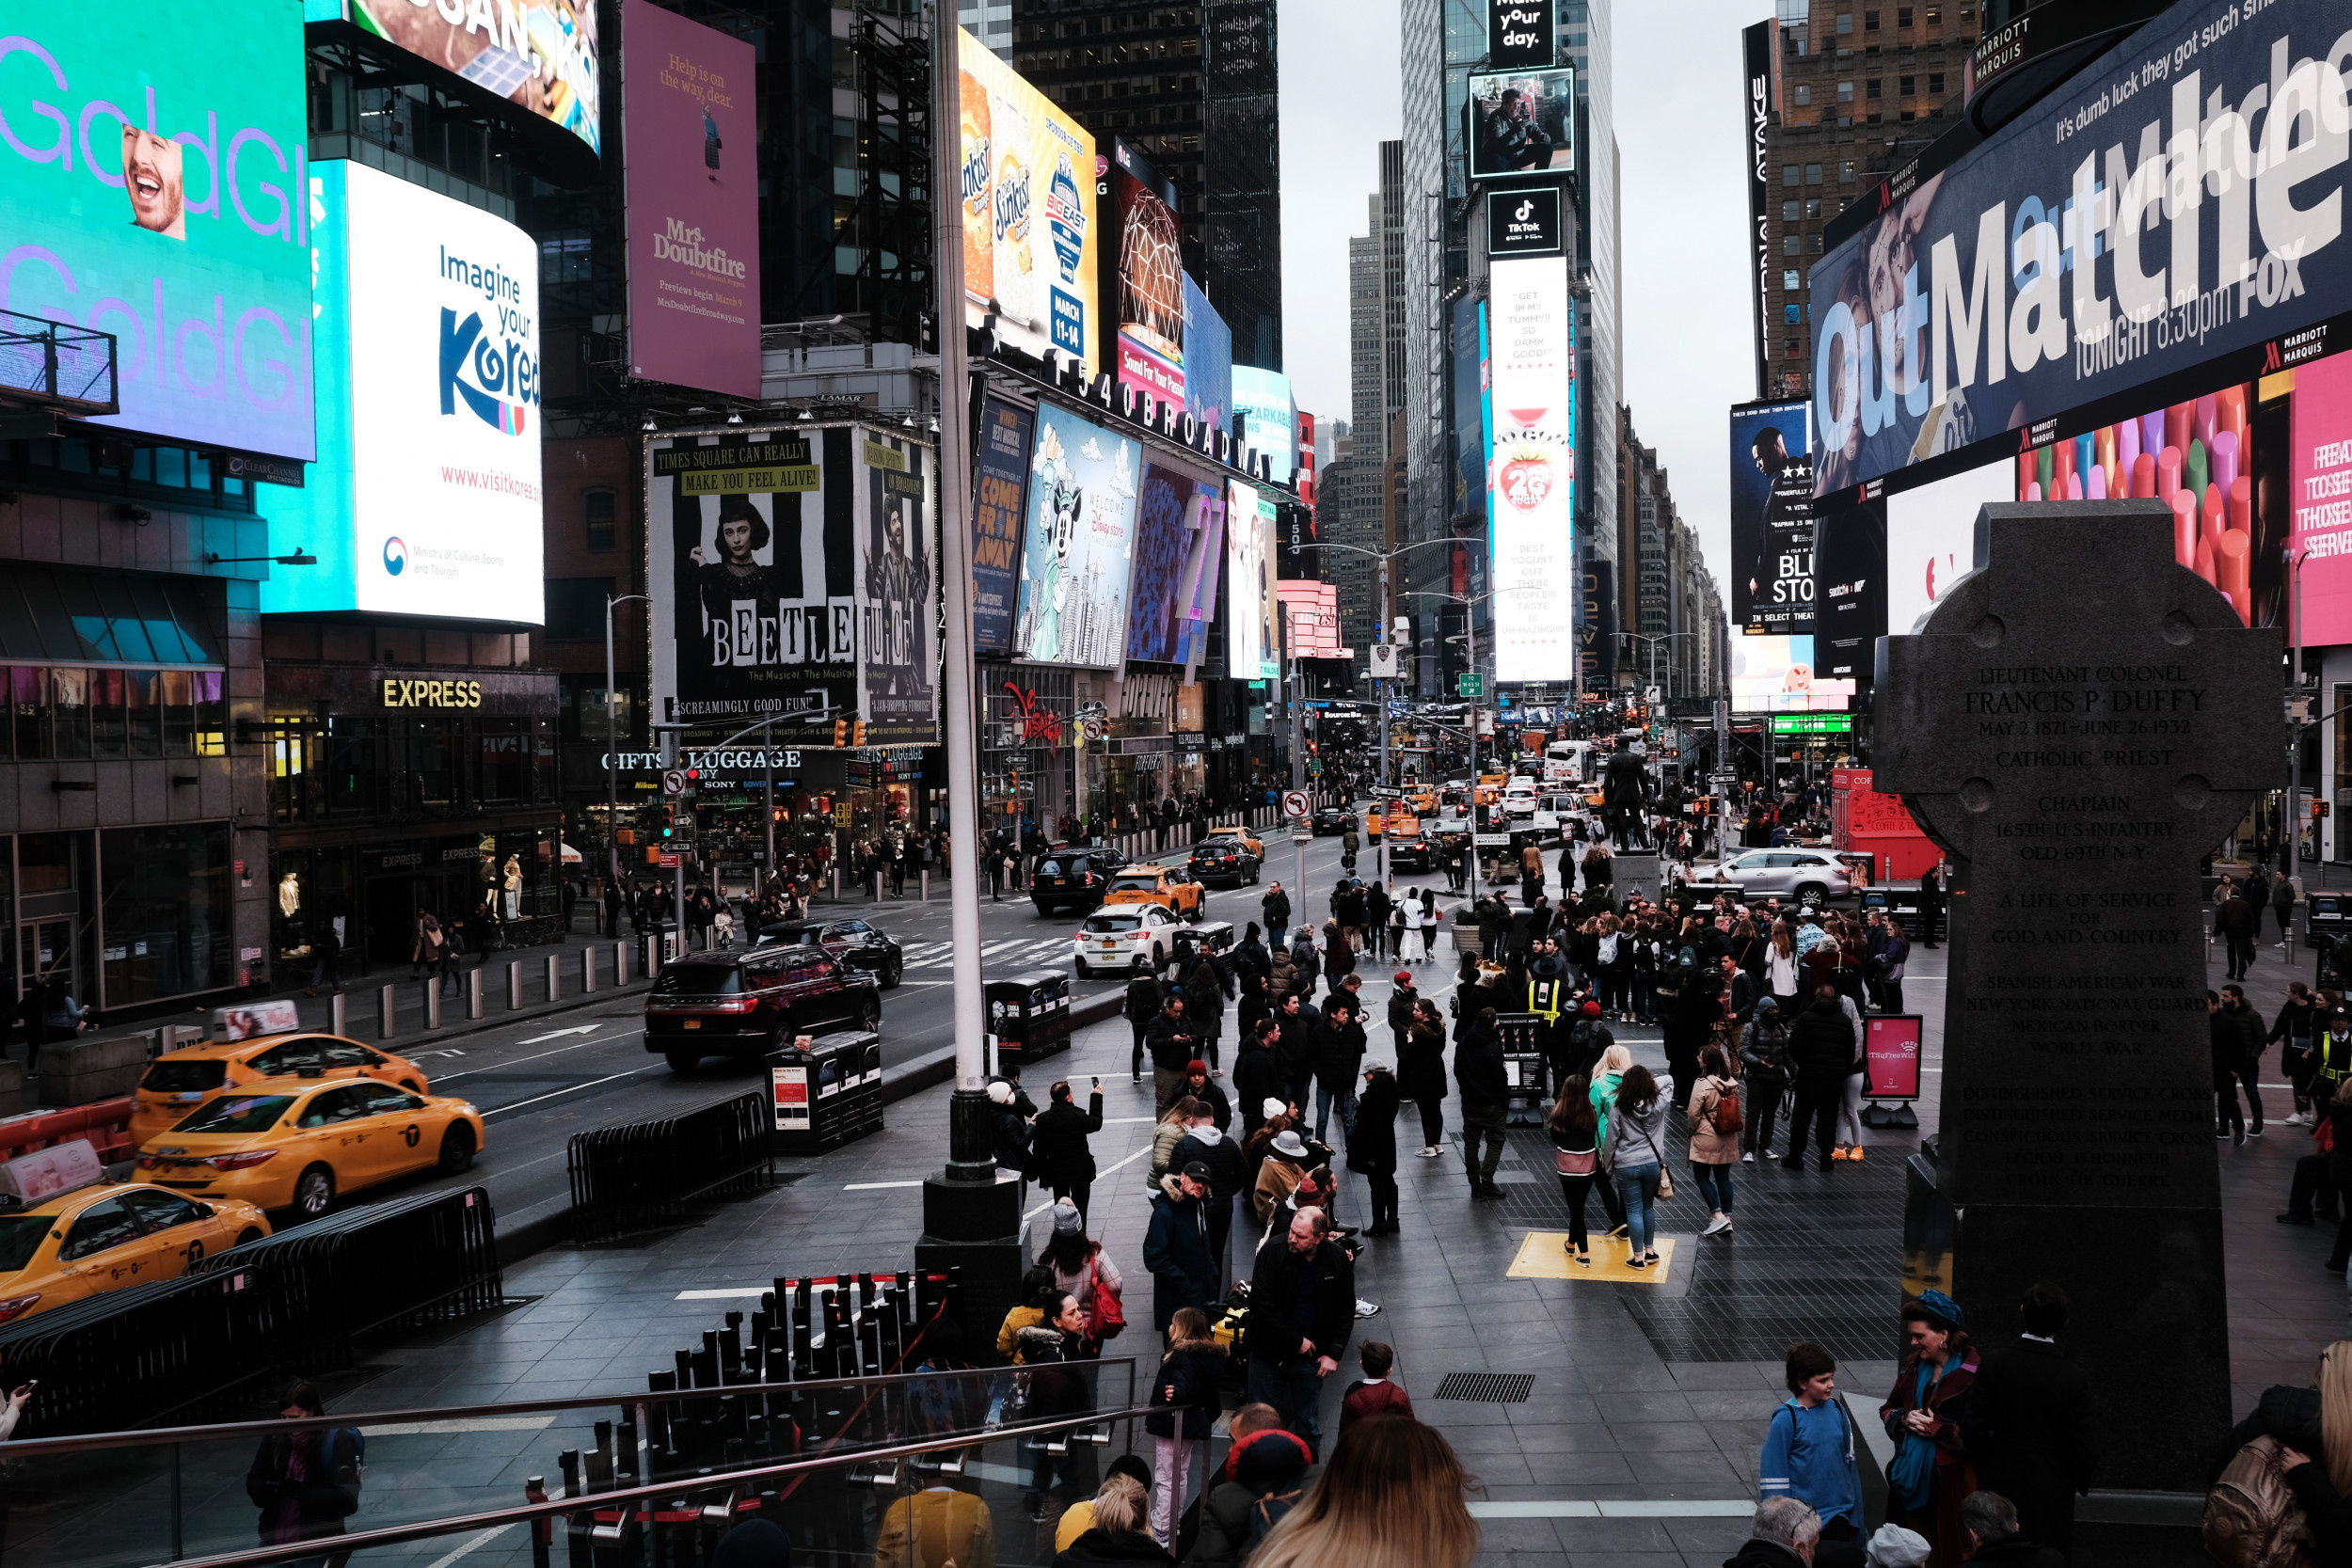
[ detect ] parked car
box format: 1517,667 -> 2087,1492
760,917 -> 905,988
1709,847 -> 1853,904
644,948 -> 882,1072
1073,906 -> 1183,977
1311,806 -> 1353,836
1030,847 -> 1131,916
1186,835 -> 1262,888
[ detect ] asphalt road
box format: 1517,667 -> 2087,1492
332,823 -> 1406,1235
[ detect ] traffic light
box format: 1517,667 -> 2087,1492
833,720 -> 850,747
852,720 -> 868,747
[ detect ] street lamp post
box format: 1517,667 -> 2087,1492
604,593 -> 649,898
1405,583 -> 1548,908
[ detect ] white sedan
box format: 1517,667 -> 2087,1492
1073,906 -> 1181,977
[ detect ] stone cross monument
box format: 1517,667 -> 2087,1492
1876,501 -> 2282,1490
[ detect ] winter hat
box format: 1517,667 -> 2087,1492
1581,1001 -> 1602,1018
1271,1131 -> 1309,1160
1186,1059 -> 1209,1075
1261,1097 -> 1288,1121
1051,1199 -> 1084,1233
986,1080 -> 1014,1105
1913,1289 -> 1966,1330
1864,1525 -> 1932,1568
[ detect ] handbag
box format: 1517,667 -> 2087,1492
1633,1119 -> 1675,1199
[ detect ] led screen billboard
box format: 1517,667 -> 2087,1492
1812,499 -> 1885,685
622,0 -> 758,398
1467,67 -> 1575,181
1808,0 -> 2352,502
645,423 -> 940,743
1183,274 -> 1232,432
0,4 -> 314,459
1885,461 -> 2004,637
1126,461 -> 1225,667
307,0 -> 599,161
1729,400 -> 1815,636
970,395 -> 1033,655
1487,256 -> 1576,682
263,160 -> 541,619
2293,354 -> 2352,645
1012,404 -> 1139,667
1104,140 -> 1184,409
1486,0 -> 1555,70
1226,480 -> 1279,678
960,34 -> 1100,373
1232,366 -> 1296,483
1730,634 -> 1856,713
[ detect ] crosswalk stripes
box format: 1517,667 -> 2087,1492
902,935 -> 1070,971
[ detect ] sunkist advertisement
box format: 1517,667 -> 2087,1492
265,160 -> 544,621
622,0 -> 758,398
959,32 -> 1099,373
0,4 -> 315,460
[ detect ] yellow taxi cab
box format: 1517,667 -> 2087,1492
1099,864 -> 1205,923
133,1033 -> 432,1148
1406,786 -> 1438,816
135,1077 -> 486,1223
0,1140 -> 270,1327
1207,823 -> 1264,860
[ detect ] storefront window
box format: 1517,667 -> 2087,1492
89,669 -> 125,759
8,668 -> 46,760
100,823 -> 231,1005
159,670 -> 194,753
126,670 -> 161,757
411,719 -> 456,805
195,672 -> 227,755
479,721 -> 525,803
322,716 -> 380,816
532,718 -> 558,802
271,721 -> 310,822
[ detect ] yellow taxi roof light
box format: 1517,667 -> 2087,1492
0,1141 -> 103,1209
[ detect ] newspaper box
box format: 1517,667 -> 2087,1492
985,971 -> 1073,1069
769,1029 -> 883,1155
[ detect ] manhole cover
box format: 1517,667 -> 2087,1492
1431,1372 -> 1534,1403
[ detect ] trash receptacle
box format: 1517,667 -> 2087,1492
2311,895 -> 2352,986
1168,921 -> 1235,969
769,1029 -> 884,1156
986,971 -> 1073,1070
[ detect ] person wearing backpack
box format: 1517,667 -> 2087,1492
1759,1341 -> 1864,1563
246,1381 -> 362,1564
1188,1403 -> 1316,1567
1142,1307 -> 1227,1547
1686,1044 -> 1741,1238
1740,997 -> 1792,1165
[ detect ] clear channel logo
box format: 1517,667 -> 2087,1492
383,536 -> 407,577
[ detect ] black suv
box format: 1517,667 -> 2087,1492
1030,847 -> 1130,915
1186,835 -> 1261,888
1311,806 -> 1352,836
644,949 -> 882,1071
760,917 -> 905,988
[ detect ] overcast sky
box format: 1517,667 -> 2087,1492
1277,0 -> 1768,596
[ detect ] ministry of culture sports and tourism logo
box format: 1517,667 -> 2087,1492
383,537 -> 407,576
437,245 -> 539,436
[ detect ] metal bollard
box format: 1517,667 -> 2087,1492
330,991 -> 347,1037
582,946 -> 598,993
469,966 -> 485,1020
832,867 -> 841,902
425,980 -> 443,1030
644,932 -> 660,976
920,870 -> 930,903
615,940 -> 630,986
378,984 -> 396,1041
507,958 -> 524,1010
545,953 -> 562,1003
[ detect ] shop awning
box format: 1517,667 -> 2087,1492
0,565 -> 223,668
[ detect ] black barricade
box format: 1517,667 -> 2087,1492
570,1090 -> 773,1243
0,1185 -> 502,1436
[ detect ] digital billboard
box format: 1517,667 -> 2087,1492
1227,480 -> 1280,678
0,5 -> 314,459
1812,499 -> 1885,685
1012,404 -> 1139,667
622,0 -> 758,398
1487,256 -> 1576,682
1740,19 -> 1776,402
263,160 -> 541,620
970,395 -> 1033,655
2293,354 -> 2352,645
307,0 -> 600,161
1467,67 -> 1575,181
1885,462 -> 2003,637
1486,0 -> 1555,70
1104,140 -> 1184,409
645,423 -> 940,743
1729,400 -> 1814,636
960,34 -> 1100,373
1183,274 -> 1233,432
1126,461 -> 1226,668
1808,0 -> 2352,502
1231,366 -> 1296,483
1730,634 -> 1855,714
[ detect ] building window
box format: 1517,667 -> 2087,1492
1784,235 -> 1800,256
1900,73 -> 1916,94
1783,200 -> 1801,221
1925,6 -> 1940,22
1805,163 -> 1823,184
1805,198 -> 1821,218
1784,303 -> 1804,324
1793,84 -> 1810,104
100,823 -> 231,1005
1836,12 -> 1852,32
584,488 -> 615,552
1783,269 -> 1802,291
1864,8 -> 1879,26
1928,71 -> 1946,93
1784,338 -> 1804,359
1866,78 -> 1882,98
1899,6 -> 1913,23
1840,161 -> 1855,182
1837,80 -> 1853,101
1809,232 -> 1825,253
1783,163 -> 1802,187
545,578 -> 615,642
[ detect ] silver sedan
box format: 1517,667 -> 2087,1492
1710,848 -> 1853,903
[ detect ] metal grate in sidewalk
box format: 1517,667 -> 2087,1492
1432,1371 -> 1536,1403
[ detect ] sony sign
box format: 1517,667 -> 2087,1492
1486,0 -> 1555,70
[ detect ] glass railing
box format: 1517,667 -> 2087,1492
3,1360 -> 1146,1568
